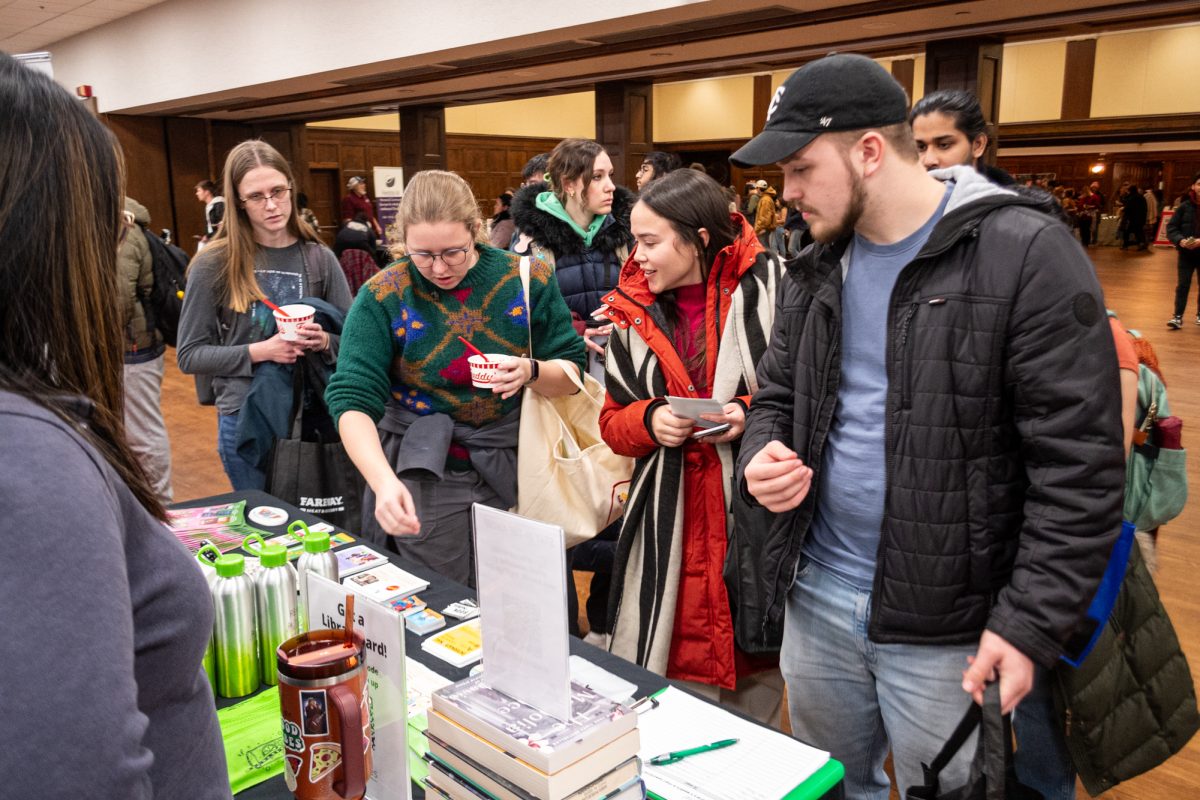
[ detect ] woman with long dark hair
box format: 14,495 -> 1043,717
177,140 -> 352,490
599,169 -> 784,718
0,53 -> 229,797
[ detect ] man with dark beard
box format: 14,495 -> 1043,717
731,54 -> 1125,799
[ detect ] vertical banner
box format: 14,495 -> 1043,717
373,167 -> 405,249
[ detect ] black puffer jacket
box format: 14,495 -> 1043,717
735,166 -> 1126,667
511,182 -> 635,324
1166,195 -> 1200,264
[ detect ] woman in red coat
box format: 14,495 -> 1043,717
598,169 -> 783,717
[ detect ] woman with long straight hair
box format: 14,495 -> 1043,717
177,139 -> 352,490
326,170 -> 585,584
598,169 -> 784,718
0,53 -> 229,797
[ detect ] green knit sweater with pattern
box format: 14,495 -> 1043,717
326,244 -> 586,432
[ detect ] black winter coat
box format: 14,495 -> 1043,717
511,182 -> 635,324
1166,196 -> 1200,264
735,167 -> 1126,667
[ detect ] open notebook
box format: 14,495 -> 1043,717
639,687 -> 840,800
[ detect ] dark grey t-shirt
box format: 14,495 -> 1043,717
176,240 -> 352,415
0,391 -> 231,799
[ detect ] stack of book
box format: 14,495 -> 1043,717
425,674 -> 644,800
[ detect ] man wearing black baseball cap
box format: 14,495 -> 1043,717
733,53 -> 1125,797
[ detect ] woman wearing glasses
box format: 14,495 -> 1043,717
178,140 -> 352,490
326,170 -> 585,584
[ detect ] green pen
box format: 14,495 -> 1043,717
649,737 -> 739,765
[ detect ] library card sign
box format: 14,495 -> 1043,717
306,573 -> 410,800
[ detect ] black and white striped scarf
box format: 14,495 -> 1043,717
606,250 -> 780,675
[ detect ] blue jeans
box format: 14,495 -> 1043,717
1013,665 -> 1076,799
782,556 -> 978,799
217,412 -> 266,492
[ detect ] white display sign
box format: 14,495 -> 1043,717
307,573 -> 411,800
472,504 -> 572,721
373,167 -> 405,197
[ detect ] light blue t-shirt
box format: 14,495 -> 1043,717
804,186 -> 953,589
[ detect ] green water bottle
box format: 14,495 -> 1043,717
211,553 -> 260,698
243,534 -> 298,687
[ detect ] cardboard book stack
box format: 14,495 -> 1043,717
424,674 -> 644,800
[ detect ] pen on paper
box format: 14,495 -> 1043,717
649,737 -> 739,765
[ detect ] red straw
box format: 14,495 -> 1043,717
344,593 -> 355,649
457,335 -> 486,359
260,297 -> 290,318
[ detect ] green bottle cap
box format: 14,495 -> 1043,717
287,520 -> 310,542
215,553 -> 246,578
257,543 -> 289,567
303,531 -> 331,553
242,532 -> 266,555
196,543 -> 222,566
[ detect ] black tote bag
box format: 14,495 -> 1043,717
265,363 -> 364,532
907,682 -> 1043,800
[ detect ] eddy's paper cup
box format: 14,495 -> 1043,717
467,354 -> 511,388
274,303 -> 315,341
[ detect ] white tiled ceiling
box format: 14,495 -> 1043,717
0,0 -> 168,53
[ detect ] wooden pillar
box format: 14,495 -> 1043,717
400,105 -> 447,178
752,74 -> 773,135
1061,39 -> 1097,120
595,80 -> 653,190
924,37 -> 1004,166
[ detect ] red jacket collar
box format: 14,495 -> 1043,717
599,212 -> 762,325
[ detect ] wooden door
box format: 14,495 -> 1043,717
305,167 -> 341,245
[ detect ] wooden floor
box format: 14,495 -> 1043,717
159,242 -> 1200,797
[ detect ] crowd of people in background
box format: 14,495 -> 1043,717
5,47 -> 1199,800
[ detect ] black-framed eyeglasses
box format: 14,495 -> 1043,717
408,244 -> 473,269
240,185 -> 292,206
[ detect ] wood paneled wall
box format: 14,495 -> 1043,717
997,151 -> 1200,209
445,133 -> 561,217
306,128 -> 559,222
106,115 -> 308,254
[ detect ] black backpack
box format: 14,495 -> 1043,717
138,224 -> 189,346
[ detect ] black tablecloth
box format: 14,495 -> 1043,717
176,490 -> 840,800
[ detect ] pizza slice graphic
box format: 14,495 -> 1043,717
284,754 -> 302,792
309,742 -> 342,784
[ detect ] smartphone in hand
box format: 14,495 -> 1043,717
692,423 -> 732,439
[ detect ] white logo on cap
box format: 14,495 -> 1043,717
767,86 -> 785,122
820,116 -> 832,127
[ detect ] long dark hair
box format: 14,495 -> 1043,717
910,89 -> 990,167
637,170 -> 738,385
0,53 -> 165,519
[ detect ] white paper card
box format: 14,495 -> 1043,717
639,687 -> 829,800
666,396 -> 728,426
471,504 -> 572,721
306,573 -> 411,800
569,655 -> 638,703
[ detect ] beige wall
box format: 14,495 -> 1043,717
998,40 -> 1066,123
653,75 -> 754,142
308,93 -> 595,138
1092,24 -> 1200,117
445,92 -> 595,138
308,113 -> 400,132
